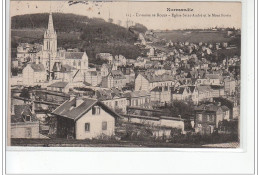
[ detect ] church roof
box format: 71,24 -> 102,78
30,63 -> 45,72
47,81 -> 69,88
64,52 -> 84,59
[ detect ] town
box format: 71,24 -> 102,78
10,12 -> 241,147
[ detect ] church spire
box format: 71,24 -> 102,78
47,12 -> 55,34
43,11 -> 57,58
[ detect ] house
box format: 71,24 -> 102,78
213,97 -> 239,120
100,64 -> 110,77
11,104 -> 41,138
124,90 -> 151,108
17,43 -> 43,63
204,74 -> 222,85
22,63 -> 46,86
124,107 -> 185,136
188,86 -> 199,105
59,51 -> 89,72
150,86 -> 171,104
84,71 -> 102,86
102,70 -> 127,89
197,85 -> 212,102
221,106 -> 230,121
113,55 -> 127,67
96,53 -> 113,64
47,81 -> 70,93
52,97 -> 121,139
96,89 -> 128,114
194,103 -> 226,135
56,64 -> 74,80
223,77 -> 236,95
210,85 -> 225,97
171,87 -> 191,101
134,73 -> 175,91
118,66 -> 135,84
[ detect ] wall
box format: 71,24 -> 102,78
75,107 -> 115,139
160,119 -> 185,133
135,74 -> 149,91
11,122 -> 40,138
22,65 -> 34,86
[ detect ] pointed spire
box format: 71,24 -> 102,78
47,12 -> 55,33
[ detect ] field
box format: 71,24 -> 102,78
154,30 -> 232,43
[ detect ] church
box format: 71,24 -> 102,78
21,12 -> 89,84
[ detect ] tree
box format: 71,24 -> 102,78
20,88 -> 30,99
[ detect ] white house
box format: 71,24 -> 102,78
52,97 -> 121,139
96,89 -> 128,114
22,63 -> 46,86
135,73 -> 175,91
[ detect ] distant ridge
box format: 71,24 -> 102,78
11,13 -> 148,61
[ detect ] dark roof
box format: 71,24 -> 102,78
11,105 -> 37,123
195,103 -> 220,112
205,74 -> 221,79
47,81 -> 69,88
30,63 -> 45,72
65,52 -> 84,59
188,86 -> 196,93
221,106 -> 230,111
171,87 -> 186,94
140,73 -> 174,83
60,64 -> 76,72
96,89 -> 123,101
210,85 -> 224,90
109,70 -> 126,79
124,90 -> 150,98
151,86 -> 169,92
52,98 -> 121,120
52,62 -> 62,72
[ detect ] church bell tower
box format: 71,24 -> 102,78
43,12 -> 57,58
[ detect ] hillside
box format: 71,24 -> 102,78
11,13 -> 147,61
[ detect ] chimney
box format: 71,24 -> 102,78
70,94 -> 76,101
31,101 -> 35,114
76,97 -> 84,107
35,58 -> 39,64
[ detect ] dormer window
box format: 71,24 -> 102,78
23,115 -> 31,122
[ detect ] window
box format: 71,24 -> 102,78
102,121 -> 107,130
23,115 -> 31,122
197,114 -> 202,121
92,106 -> 100,115
210,115 -> 214,122
115,101 -> 118,107
85,123 -> 90,132
78,61 -> 81,66
26,115 -> 31,122
207,115 -> 210,121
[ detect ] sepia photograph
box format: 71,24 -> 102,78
8,0 -> 242,148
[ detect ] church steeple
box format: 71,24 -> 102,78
47,12 -> 55,34
43,12 -> 57,58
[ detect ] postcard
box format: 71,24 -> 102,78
8,0 -> 241,148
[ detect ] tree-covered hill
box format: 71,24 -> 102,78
11,13 -> 147,61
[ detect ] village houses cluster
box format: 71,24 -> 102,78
10,13 -> 240,140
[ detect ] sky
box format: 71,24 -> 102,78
10,1 -> 241,30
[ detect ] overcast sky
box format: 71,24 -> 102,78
10,1 -> 241,30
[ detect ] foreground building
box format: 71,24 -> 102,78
52,97 -> 121,139
11,105 -> 41,138
194,103 -> 230,135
